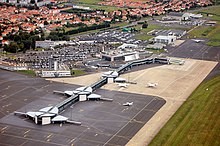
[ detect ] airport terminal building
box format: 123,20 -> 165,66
101,52 -> 140,62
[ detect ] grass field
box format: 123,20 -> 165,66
195,5 -> 220,21
149,75 -> 220,146
133,24 -> 163,40
188,25 -> 220,46
135,34 -> 153,40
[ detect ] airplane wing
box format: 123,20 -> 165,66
87,94 -> 101,99
52,115 -> 82,125
118,83 -> 128,87
14,111 -> 27,116
66,120 -> 82,125
99,97 -> 113,102
53,90 -> 66,95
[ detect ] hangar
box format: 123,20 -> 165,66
154,35 -> 177,44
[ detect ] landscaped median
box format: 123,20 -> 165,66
71,69 -> 86,76
149,75 -> 220,146
16,70 -> 36,76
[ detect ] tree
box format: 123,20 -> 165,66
44,21 -> 49,25
4,42 -> 19,53
142,23 -> 148,28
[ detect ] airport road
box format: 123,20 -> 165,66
0,69 -> 165,146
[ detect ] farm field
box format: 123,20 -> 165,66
149,75 -> 220,146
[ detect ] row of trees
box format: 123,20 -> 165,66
3,31 -> 44,53
65,22 -> 110,35
46,22 -> 111,41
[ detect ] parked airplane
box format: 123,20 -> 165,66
147,83 -> 158,88
117,83 -> 128,88
91,66 -> 98,69
192,39 -> 205,43
123,102 -> 133,106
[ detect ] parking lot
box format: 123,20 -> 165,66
78,30 -> 147,45
0,69 -> 165,146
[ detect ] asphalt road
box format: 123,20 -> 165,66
0,70 -> 165,146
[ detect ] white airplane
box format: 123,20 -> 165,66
192,39 -> 205,43
117,83 -> 128,88
91,66 -> 98,69
147,83 -> 158,88
14,106 -> 81,125
123,102 -> 133,106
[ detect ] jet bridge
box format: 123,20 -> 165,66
55,77 -> 109,112
90,77 -> 108,91
117,58 -> 154,75
56,94 -> 79,112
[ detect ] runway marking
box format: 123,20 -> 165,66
1,126 -> 8,133
121,108 -> 129,113
69,138 -> 75,144
1,126 -> 8,132
83,122 -> 104,134
132,119 -> 144,124
0,87 -> 29,102
19,140 -> 28,146
23,129 -> 30,135
77,137 -> 106,145
46,134 -> 52,139
41,84 -> 49,89
0,142 -> 13,146
103,98 -> 155,146
0,110 -> 6,116
1,133 -> 64,146
92,110 -> 130,120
